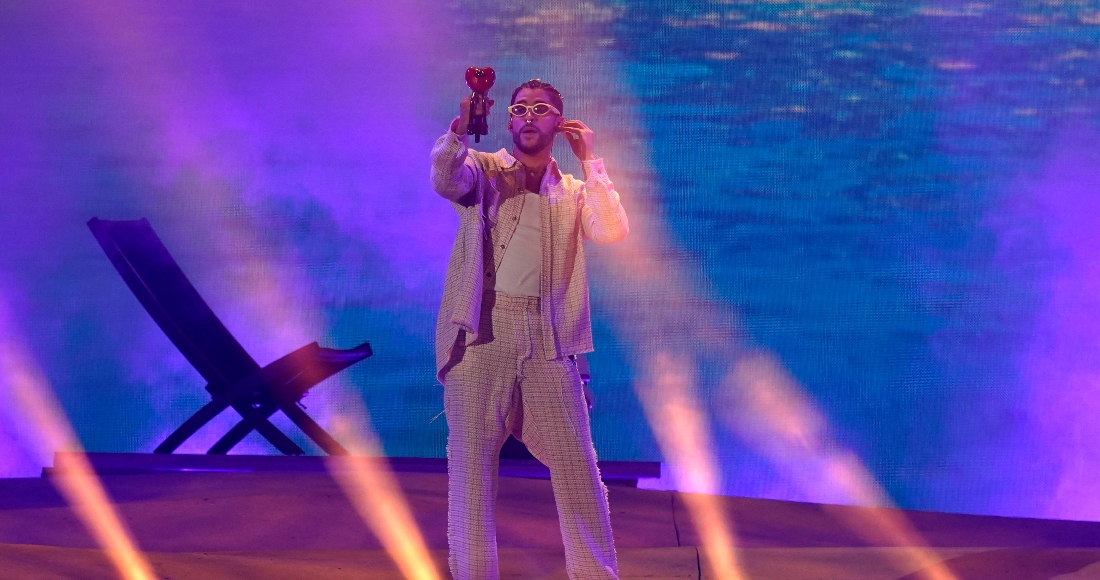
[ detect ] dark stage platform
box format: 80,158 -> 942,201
41,452 -> 660,486
2,453 -> 1100,579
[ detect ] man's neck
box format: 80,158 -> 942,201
513,147 -> 553,192
512,147 -> 552,173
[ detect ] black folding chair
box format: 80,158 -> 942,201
88,217 -> 371,456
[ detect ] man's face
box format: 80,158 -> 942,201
508,88 -> 561,156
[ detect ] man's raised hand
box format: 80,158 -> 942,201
560,120 -> 596,161
451,95 -> 494,136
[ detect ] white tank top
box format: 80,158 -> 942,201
493,191 -> 541,297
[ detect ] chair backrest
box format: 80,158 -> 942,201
88,218 -> 259,388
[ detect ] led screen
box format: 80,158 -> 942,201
1,0 -> 1099,520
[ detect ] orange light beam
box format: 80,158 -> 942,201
639,352 -> 745,580
1,333 -> 156,580
723,352 -> 956,580
66,3 -> 439,577
326,415 -> 440,580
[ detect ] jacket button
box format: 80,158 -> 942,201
485,270 -> 493,277
499,244 -> 505,249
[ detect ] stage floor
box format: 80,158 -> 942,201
2,455 -> 1100,579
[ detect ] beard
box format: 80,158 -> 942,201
512,125 -> 555,155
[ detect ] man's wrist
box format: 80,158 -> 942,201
446,126 -> 470,145
450,116 -> 471,137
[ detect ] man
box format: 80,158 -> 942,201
430,79 -> 628,580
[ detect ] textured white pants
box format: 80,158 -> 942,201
442,291 -> 619,580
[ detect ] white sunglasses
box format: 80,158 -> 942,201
507,102 -> 562,117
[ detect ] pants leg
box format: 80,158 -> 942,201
443,295 -> 522,580
514,305 -> 619,580
444,292 -> 618,580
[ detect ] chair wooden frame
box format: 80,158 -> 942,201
88,217 -> 370,456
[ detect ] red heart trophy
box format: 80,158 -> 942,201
465,66 -> 495,143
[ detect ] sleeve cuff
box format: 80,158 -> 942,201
581,157 -> 606,179
446,129 -> 471,147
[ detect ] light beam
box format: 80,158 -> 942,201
722,351 -> 957,580
0,305 -> 156,580
638,352 -> 745,580
326,413 -> 441,580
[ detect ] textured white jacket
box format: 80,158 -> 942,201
430,130 -> 629,380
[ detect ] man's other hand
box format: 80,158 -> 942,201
561,120 -> 596,161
